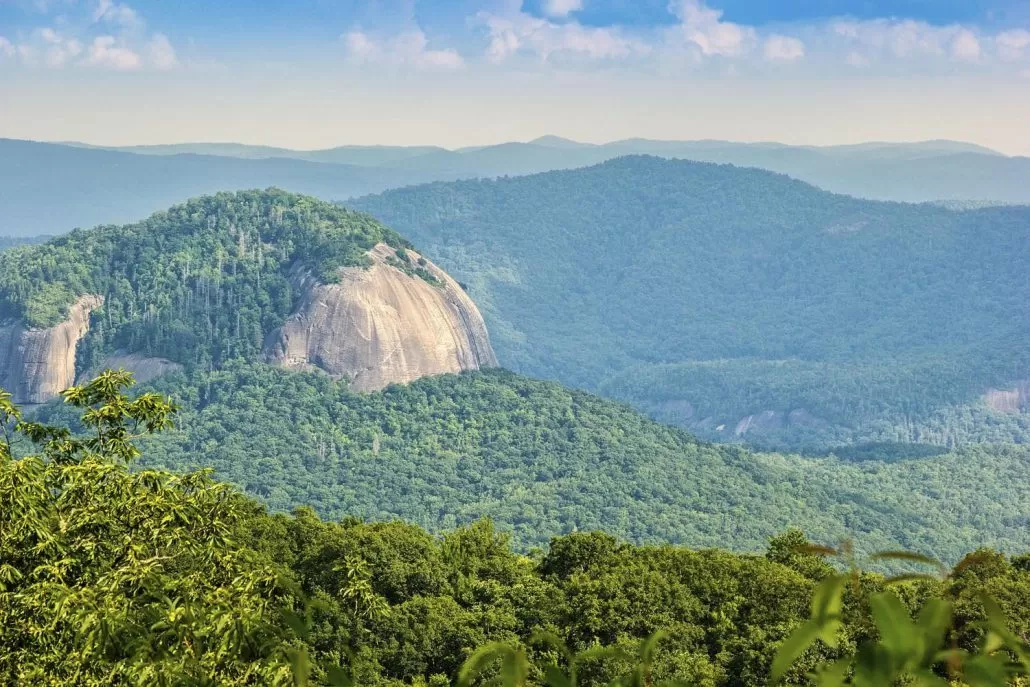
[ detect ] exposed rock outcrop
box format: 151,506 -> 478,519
983,381 -> 1030,413
0,295 -> 103,404
734,410 -> 785,437
79,351 -> 183,386
264,243 -> 497,391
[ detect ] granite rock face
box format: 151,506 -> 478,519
0,295 -> 103,403
983,381 -> 1030,413
264,243 -> 497,391
79,351 -> 184,386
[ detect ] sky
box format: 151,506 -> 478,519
1,0 -> 1029,154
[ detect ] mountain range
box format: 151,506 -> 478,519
6,188 -> 1028,564
3,135 -> 1028,236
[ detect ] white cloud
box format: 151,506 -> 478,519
830,18 -> 993,63
543,0 -> 583,18
479,10 -> 649,63
4,0 -> 179,71
484,20 -> 520,63
92,0 -> 140,30
343,30 -> 464,70
763,34 -> 804,62
845,50 -> 869,67
669,0 -> 755,57
828,18 -> 1030,64
0,37 -> 15,58
84,35 -> 141,70
21,27 -> 84,67
344,31 -> 378,61
950,28 -> 981,62
147,32 -> 177,69
996,29 -> 1030,61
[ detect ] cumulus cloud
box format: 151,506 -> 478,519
950,28 -> 981,62
669,0 -> 754,57
830,18 -> 995,63
343,30 -> 464,70
479,9 -> 649,63
147,32 -> 177,69
475,0 -> 1025,70
20,27 -> 83,67
845,51 -> 869,67
84,35 -> 141,69
763,34 -> 805,62
996,29 -> 1030,61
92,0 -> 140,30
543,0 -> 583,18
4,0 -> 179,70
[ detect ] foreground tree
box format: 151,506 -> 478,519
0,370 -> 300,686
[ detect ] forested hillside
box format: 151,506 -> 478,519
353,156 -> 1030,449
6,373 -> 1030,686
0,189 -> 408,370
34,363 -> 1030,564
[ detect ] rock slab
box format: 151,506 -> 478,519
264,243 -> 497,391
0,295 -> 103,403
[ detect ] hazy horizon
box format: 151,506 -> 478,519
3,0 -> 1029,155
15,134 -> 1016,157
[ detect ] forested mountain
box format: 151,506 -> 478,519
5,136 -> 1029,235
0,189 -> 494,403
0,189 -> 405,361
6,187 -> 1028,568
353,156 -> 1030,449
4,189 -> 1030,684
33,363 -> 1030,565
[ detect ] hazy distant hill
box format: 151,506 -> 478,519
354,156 -> 1030,449
63,140 -> 448,165
66,134 -> 1028,201
0,138 -> 430,235
5,135 -> 1029,235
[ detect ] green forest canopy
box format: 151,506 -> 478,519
4,372 -> 1030,686
0,189 -> 408,369
2,185 -> 1027,574
36,363 -> 1030,565
353,156 -> 1030,449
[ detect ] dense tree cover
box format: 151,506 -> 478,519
0,372 -> 302,685
353,156 -> 1030,449
0,189 -> 409,369
0,235 -> 50,251
6,376 -> 1030,685
602,360 -> 1030,450
35,363 -> 1030,565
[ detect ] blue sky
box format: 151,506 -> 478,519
1,0 -> 1029,152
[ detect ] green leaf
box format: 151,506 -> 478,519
811,657 -> 851,687
963,654 -> 1011,687
869,550 -> 940,565
869,592 -> 918,659
326,664 -> 354,687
